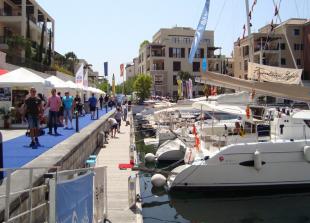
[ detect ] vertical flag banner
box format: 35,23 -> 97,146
189,0 -> 211,64
104,62 -> 108,77
112,73 -> 115,96
177,79 -> 183,98
188,78 -> 193,99
56,173 -> 93,223
202,57 -> 208,72
75,64 -> 84,88
83,66 -> 88,88
120,64 -> 124,77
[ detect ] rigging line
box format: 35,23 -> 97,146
213,0 -> 228,31
294,0 -> 300,18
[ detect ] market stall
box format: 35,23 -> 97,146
0,68 -> 53,126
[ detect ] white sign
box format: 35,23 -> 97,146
248,62 -> 303,85
75,64 -> 84,88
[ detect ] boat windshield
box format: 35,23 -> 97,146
207,112 -> 240,121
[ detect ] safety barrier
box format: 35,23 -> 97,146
46,166 -> 108,223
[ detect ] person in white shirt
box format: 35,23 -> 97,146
108,117 -> 118,138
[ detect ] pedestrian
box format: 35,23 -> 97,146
45,88 -> 62,135
104,94 -> 109,112
57,92 -> 64,127
108,117 -> 118,138
123,101 -> 128,123
62,91 -> 75,129
88,93 -> 98,120
114,107 -> 122,133
99,94 -> 104,110
74,94 -> 83,116
24,87 -> 43,148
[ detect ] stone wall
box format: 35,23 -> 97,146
0,109 -> 115,222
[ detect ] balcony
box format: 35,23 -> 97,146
0,8 -> 21,16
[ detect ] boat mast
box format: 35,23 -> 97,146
245,0 -> 253,63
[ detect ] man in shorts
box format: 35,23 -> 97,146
24,87 -> 42,148
46,88 -> 62,135
108,117 -> 118,138
62,92 -> 75,129
88,93 -> 97,120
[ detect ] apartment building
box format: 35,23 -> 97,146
125,57 -> 138,80
233,18 -> 310,80
0,0 -> 54,58
138,27 -> 225,98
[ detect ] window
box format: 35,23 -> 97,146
281,58 -> 286,65
169,48 -> 185,58
173,75 -> 178,85
173,61 -> 181,71
198,91 -> 204,96
301,44 -> 304,50
294,44 -> 300,51
296,58 -> 301,66
294,29 -> 300,36
280,43 -> 285,50
244,60 -> 248,71
193,62 -> 200,72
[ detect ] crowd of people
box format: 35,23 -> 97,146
22,87 -> 131,148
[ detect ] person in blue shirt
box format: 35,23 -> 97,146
88,93 -> 98,120
62,92 -> 75,129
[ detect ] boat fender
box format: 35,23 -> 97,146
303,146 -> 310,162
145,153 -> 156,163
151,174 -> 167,187
254,150 -> 262,170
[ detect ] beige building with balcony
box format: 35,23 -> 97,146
0,0 -> 55,58
125,57 -> 138,80
233,18 -> 310,80
138,27 -> 226,98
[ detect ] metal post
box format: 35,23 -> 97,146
75,112 -> 79,132
48,178 -> 56,223
28,169 -> 33,223
96,107 -> 99,120
0,132 -> 3,180
245,0 -> 253,62
5,169 -> 12,222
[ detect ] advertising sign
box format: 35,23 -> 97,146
56,173 -> 93,223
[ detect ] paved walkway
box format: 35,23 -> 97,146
96,123 -> 138,223
1,108 -> 112,169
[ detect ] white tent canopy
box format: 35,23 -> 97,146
0,68 -> 53,87
46,76 -> 69,88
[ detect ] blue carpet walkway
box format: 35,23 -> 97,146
3,108 -> 112,169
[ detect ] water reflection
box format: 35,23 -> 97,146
141,175 -> 310,223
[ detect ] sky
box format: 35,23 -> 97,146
36,0 -> 310,84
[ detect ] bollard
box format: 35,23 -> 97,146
0,132 -> 3,180
75,111 -> 79,132
96,107 -> 99,120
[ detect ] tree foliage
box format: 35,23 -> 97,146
98,78 -> 110,94
133,74 -> 152,102
140,40 -> 150,49
178,70 -> 193,81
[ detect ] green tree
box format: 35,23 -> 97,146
178,70 -> 193,81
98,78 -> 110,94
134,74 -> 152,102
140,40 -> 150,48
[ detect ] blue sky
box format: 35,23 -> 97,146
37,0 -> 309,84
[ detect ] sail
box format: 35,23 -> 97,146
248,62 -> 303,85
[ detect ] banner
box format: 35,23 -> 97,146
104,62 -> 108,77
248,62 -> 303,84
75,64 -> 84,88
112,73 -> 115,96
188,78 -> 193,99
56,173 -> 93,223
120,64 -> 124,77
94,167 -> 105,222
189,0 -> 211,64
83,66 -> 88,88
177,79 -> 183,98
202,57 -> 208,72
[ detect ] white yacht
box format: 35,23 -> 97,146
167,109 -> 310,193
